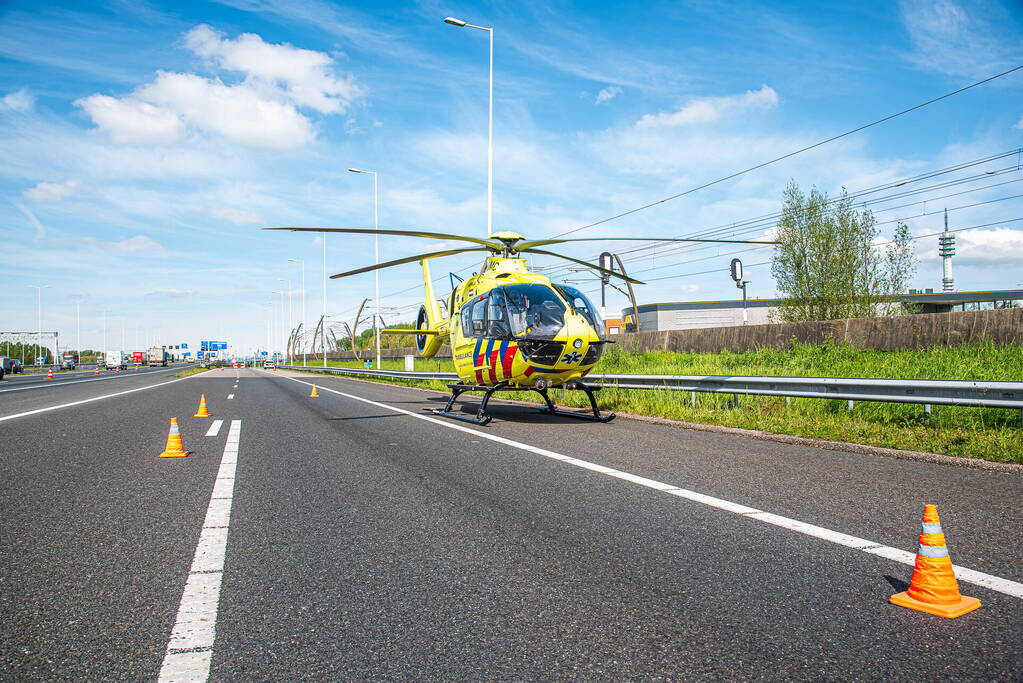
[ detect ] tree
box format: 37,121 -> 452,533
770,183 -> 916,322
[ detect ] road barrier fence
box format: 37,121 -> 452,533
278,365 -> 1023,419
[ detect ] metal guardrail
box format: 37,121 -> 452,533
278,365 -> 1023,411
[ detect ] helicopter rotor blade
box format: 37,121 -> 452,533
329,247 -> 491,279
520,248 -> 645,285
265,226 -> 503,250
516,236 -> 779,250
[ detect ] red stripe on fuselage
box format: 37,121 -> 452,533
475,369 -> 485,385
503,344 -> 516,378
488,350 -> 499,383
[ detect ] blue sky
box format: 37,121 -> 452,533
1,0 -> 1021,355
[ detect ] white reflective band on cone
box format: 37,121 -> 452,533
921,522 -> 943,534
917,544 -> 950,557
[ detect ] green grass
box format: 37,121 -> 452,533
175,365 -> 214,378
303,342 -> 1023,463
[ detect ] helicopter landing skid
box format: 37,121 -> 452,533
535,380 -> 616,423
425,380 -> 614,425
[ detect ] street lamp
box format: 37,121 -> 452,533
271,290 -> 284,362
322,233 -> 327,367
27,285 -> 49,365
348,167 -> 382,370
277,277 -> 293,363
288,258 -> 306,366
444,16 -> 494,238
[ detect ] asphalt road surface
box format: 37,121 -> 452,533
2,367 -> 1021,681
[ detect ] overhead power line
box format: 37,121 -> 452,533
550,64 -> 1023,239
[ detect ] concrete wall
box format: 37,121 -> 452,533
612,308 -> 1023,353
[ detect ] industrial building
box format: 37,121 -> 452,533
621,289 -> 1023,332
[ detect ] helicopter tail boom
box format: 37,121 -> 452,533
416,258 -> 447,357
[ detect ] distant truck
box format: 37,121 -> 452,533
147,347 -> 170,366
62,352 -> 79,370
131,351 -> 144,365
104,351 -> 128,370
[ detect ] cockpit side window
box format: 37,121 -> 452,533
459,298 -> 476,337
486,289 -> 512,338
470,296 -> 488,336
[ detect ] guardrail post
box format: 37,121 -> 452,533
732,393 -> 739,409
690,391 -> 696,407
847,400 -> 854,411
785,396 -> 791,408
924,403 -> 932,418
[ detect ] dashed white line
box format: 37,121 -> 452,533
227,394 -> 234,400
0,367 -> 178,394
205,420 -> 224,437
159,419 -> 241,683
283,375 -> 1023,601
0,376 -> 188,422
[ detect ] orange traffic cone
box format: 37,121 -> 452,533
159,418 -> 189,458
890,505 -> 981,618
115,368 -> 120,374
194,394 -> 211,417
94,368 -> 100,375
134,365 -> 139,372
47,367 -> 54,379
310,385 -> 319,398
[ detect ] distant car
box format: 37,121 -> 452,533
263,361 -> 275,369
1,357 -> 23,374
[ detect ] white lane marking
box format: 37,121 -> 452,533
0,367 -> 178,394
0,376 -> 187,423
205,420 -> 224,437
283,375 -> 1023,600
227,394 -> 234,400
159,419 -> 241,683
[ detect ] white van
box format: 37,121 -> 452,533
104,351 -> 128,370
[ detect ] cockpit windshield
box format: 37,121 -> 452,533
496,284 -> 566,339
555,284 -> 604,335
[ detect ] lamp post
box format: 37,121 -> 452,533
444,16 -> 494,238
277,278 -> 293,363
322,234 -> 327,367
68,294 -> 83,362
271,290 -> 283,362
27,285 -> 49,365
288,258 -> 306,365
348,167 -> 381,370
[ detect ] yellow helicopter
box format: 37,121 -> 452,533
267,227 -> 776,425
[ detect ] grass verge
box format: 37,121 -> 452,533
175,366 -> 214,378
298,341 -> 1022,463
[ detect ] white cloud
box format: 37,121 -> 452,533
13,202 -> 46,241
596,86 -> 622,104
24,179 -> 79,201
75,25 -> 363,150
899,0 -> 1022,79
76,94 -> 185,145
636,85 -> 778,129
184,24 -> 363,114
1015,113 -> 1023,130
52,235 -> 164,252
938,227 -> 1023,266
210,203 -> 262,225
679,284 -> 700,293
1,89 -> 35,112
146,289 -> 196,297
